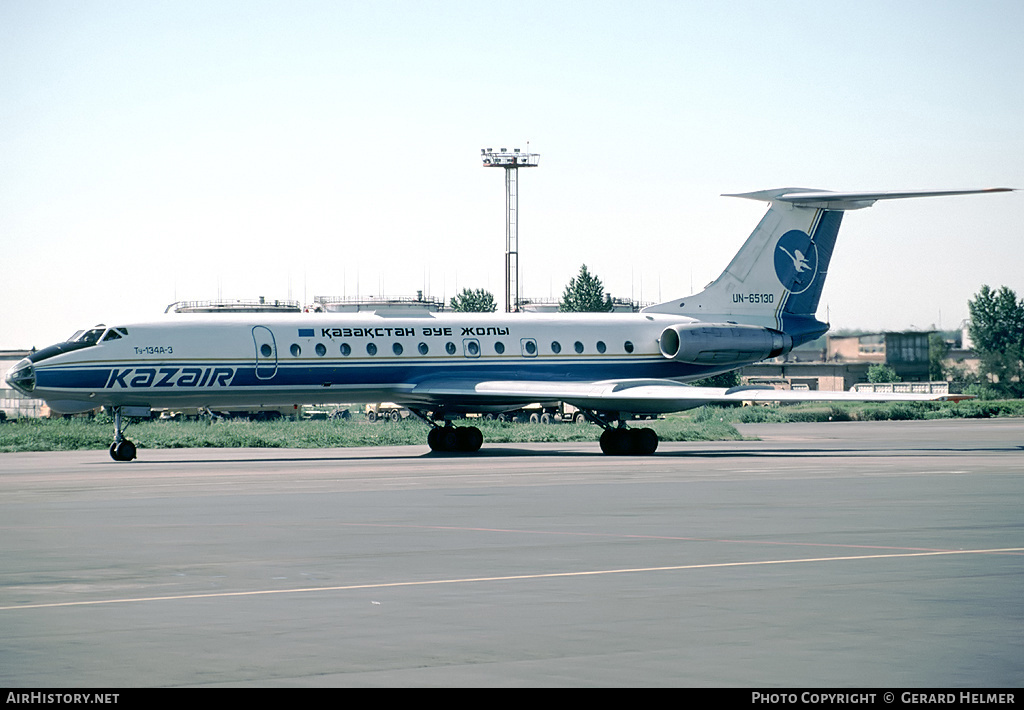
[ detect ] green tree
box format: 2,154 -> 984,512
559,264 -> 613,312
928,332 -> 949,381
968,285 -> 1024,398
867,363 -> 900,383
449,288 -> 496,313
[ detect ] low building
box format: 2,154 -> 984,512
740,359 -> 872,392
741,330 -> 937,392
166,298 -> 302,314
519,296 -> 643,313
314,293 -> 445,313
827,331 -> 932,382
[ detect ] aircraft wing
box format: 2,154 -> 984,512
408,378 -> 972,414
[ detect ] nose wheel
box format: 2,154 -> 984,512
109,439 -> 137,462
108,406 -> 137,461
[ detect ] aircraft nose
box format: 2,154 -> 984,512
5,358 -> 35,395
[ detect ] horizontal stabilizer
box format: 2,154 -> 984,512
725,187 -> 1014,210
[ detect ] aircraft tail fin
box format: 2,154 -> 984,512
643,187 -> 1012,345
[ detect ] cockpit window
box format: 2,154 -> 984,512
73,326 -> 106,346
102,329 -> 122,342
28,324 -> 110,363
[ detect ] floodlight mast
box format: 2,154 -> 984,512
481,147 -> 540,312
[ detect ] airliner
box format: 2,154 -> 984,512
5,187 -> 1012,460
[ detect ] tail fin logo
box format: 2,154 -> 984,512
774,230 -> 818,294
778,245 -> 811,273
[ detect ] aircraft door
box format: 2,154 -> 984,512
252,326 -> 278,380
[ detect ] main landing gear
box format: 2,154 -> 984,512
109,406 -> 137,462
411,407 -> 659,456
598,426 -> 659,456
586,410 -> 659,456
427,424 -> 483,453
408,408 -> 484,453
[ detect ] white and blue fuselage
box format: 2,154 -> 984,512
11,311 -> 730,414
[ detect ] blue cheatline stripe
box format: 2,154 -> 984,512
36,357 -> 711,392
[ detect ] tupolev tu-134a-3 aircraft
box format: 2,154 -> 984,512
6,187 -> 1014,460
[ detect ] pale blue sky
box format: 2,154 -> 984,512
2,0 -> 1021,347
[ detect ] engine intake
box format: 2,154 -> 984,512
659,323 -> 792,365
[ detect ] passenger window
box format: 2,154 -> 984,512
574,341 -> 584,354
521,339 -> 538,357
624,341 -> 634,353
495,342 -> 505,355
393,343 -> 403,356
551,341 -> 561,354
261,344 -> 273,357
596,341 -> 606,354
290,344 -> 301,357
341,343 -> 352,356
367,343 -> 378,356
315,343 -> 327,357
446,342 -> 456,355
418,342 -> 429,355
464,339 -> 480,358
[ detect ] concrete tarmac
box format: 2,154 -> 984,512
1,418 -> 1022,687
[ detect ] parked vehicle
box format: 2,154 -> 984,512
365,402 -> 410,422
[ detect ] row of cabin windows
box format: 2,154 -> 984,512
274,339 -> 637,359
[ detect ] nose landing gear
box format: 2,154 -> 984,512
109,406 -> 137,461
110,439 -> 137,462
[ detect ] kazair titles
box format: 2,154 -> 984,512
106,367 -> 236,389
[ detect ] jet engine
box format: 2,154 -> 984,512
659,323 -> 792,366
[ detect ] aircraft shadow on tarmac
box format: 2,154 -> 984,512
90,442 -> 1023,466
